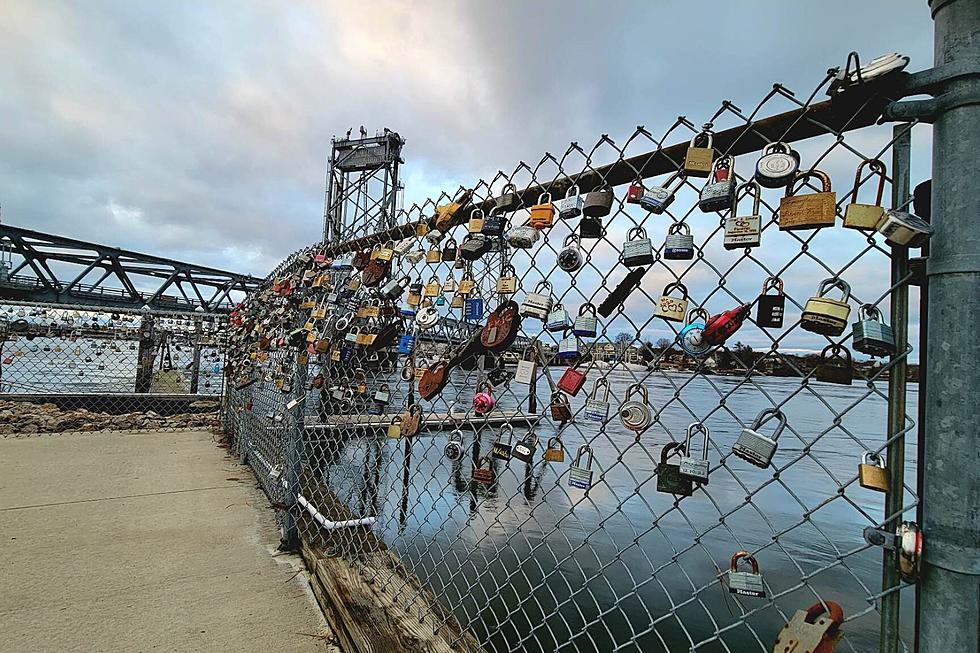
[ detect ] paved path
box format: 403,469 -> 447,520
0,429 -> 337,652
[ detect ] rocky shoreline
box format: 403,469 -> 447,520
0,399 -> 221,435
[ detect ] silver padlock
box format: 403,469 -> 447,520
572,303 -> 598,339
495,183 -> 519,212
724,181 -> 762,250
557,233 -> 585,272
373,383 -> 391,403
628,171 -> 685,214
663,222 -> 695,260
728,552 -> 766,598
546,303 -> 572,332
415,303 -> 439,331
520,280 -> 554,320
381,274 -> 410,300
568,445 -> 595,490
852,304 -> 896,357
444,431 -> 465,461
619,384 -> 652,433
558,336 -> 579,357
584,378 -> 610,422
755,142 -> 800,188
876,209 -> 933,248
622,226 -> 654,267
506,225 -> 541,249
698,155 -> 736,213
514,343 -> 537,385
679,422 -> 710,485
731,407 -> 786,468
555,184 -> 584,219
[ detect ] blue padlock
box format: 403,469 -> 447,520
464,296 -> 485,321
397,334 -> 416,355
678,307 -> 712,358
340,345 -> 354,364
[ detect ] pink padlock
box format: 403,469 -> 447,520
472,382 -> 496,415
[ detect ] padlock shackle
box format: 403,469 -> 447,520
852,158 -> 887,206
627,225 -> 648,241
624,383 -> 649,403
574,444 -> 593,469
534,280 -> 553,294
858,303 -> 884,322
562,233 -> 579,247
820,343 -> 853,364
667,221 -> 691,235
662,282 -> 689,300
497,424 -> 513,444
862,451 -> 885,467
787,169 -> 832,196
684,422 -> 709,459
734,180 -> 762,215
589,377 -> 610,400
501,182 -> 517,194
816,277 -> 852,301
711,154 -> 734,176
803,600 -> 845,634
578,303 -> 597,317
750,408 -> 787,440
547,436 -> 562,450
761,275 -> 784,295
660,441 -> 687,463
564,184 -> 580,199
730,550 -> 760,574
537,192 -> 552,204
686,306 -> 710,325
689,130 -> 713,148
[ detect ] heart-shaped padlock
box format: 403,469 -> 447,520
473,382 -> 496,415
619,384 -> 652,433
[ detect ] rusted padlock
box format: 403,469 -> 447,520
772,601 -> 844,653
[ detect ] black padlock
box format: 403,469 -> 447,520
579,215 -> 605,239
756,276 -> 785,329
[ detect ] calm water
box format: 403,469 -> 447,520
310,368 -> 918,652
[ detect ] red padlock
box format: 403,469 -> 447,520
473,382 -> 496,415
626,182 -> 645,204
702,304 -> 750,346
557,366 -> 588,396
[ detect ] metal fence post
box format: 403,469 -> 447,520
919,0 -> 980,650
280,354 -> 308,550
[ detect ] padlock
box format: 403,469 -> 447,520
852,304 -> 896,357
679,422 -> 710,485
546,303 -> 572,332
779,170 -> 837,231
514,345 -> 537,385
444,431 -> 465,461
543,436 -> 565,462
844,159 -> 887,230
698,155 -> 737,213
656,442 -> 693,496
627,171 -> 685,214
772,601 -> 845,653
381,275 -> 410,300
345,327 -> 361,343
557,233 -> 585,272
550,391 -> 573,422
481,208 -> 507,237
801,278 -> 852,336
557,365 -> 587,396
407,291 -> 422,307
520,280 -> 554,320
582,186 -> 614,218
756,276 -> 785,329
460,233 -> 492,260
555,184 -> 584,219
397,333 -> 416,355
702,304 -> 750,346
815,344 -> 854,385
415,221 -> 430,236
858,451 -> 889,492
426,247 -> 442,264
754,141 -> 800,188
568,445 -> 595,490
373,383 -> 391,404
473,381 -> 496,416
506,224 -> 540,249
376,241 -> 395,262
622,226 -> 654,267
724,181 -> 763,249
512,431 -> 538,463
683,129 -> 714,177
433,189 -> 470,232
558,336 -> 579,358
728,552 -> 766,598
442,272 -> 458,293
490,424 -> 513,460
464,293 -> 485,321
441,236 -> 458,261
468,208 -> 486,233
619,384 -> 652,433
497,263 -> 518,294
434,294 -> 446,307
663,222 -> 695,260
415,304 -> 439,331
495,183 -> 519,212
387,416 -> 402,440
572,303 -> 598,339
392,238 -> 413,256
584,378 -> 610,422
732,408 -> 787,468
405,250 -> 425,264
450,293 -> 464,309
471,456 -> 495,485
458,271 -> 476,295
529,192 -> 555,229
579,213 -> 605,239
655,282 -> 690,323
424,275 -> 440,297
400,404 -> 423,437
876,209 -> 934,248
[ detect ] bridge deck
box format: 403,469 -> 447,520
0,429 -> 337,653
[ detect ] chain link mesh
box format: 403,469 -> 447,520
224,67 -> 920,652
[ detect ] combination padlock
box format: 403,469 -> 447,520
754,141 -> 800,188
801,278 -> 851,336
756,276 -> 785,329
464,293 -> 485,321
655,282 -> 690,323
852,303 -> 896,357
557,233 -> 585,272
555,184 -> 584,219
683,128 -> 714,177
583,377 -> 610,422
678,422 -> 710,485
724,180 -> 762,249
568,445 -> 595,490
814,344 -> 854,385
678,307 -> 712,358
619,384 -> 652,434
663,222 -> 695,260
444,431 -> 465,461
473,381 -> 496,415
572,303 -> 598,339
732,407 -> 787,468
698,155 -> 736,212
779,170 -> 837,231
622,226 -> 654,267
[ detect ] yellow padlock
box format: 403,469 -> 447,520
683,130 -> 714,177
843,159 -> 887,230
779,170 -> 837,231
801,278 -> 852,336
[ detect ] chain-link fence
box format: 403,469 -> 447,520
0,302 -> 225,435
224,61 -> 924,652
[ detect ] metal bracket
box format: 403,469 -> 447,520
881,59 -> 980,123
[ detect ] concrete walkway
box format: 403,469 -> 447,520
0,429 -> 338,652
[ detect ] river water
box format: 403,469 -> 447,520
316,367 -> 918,652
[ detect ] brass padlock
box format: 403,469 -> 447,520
683,129 -> 714,177
801,278 -> 852,336
497,263 -> 518,294
655,282 -> 690,323
843,159 -> 887,230
814,344 -> 853,385
468,208 -> 485,233
779,170 -> 837,231
858,451 -> 889,492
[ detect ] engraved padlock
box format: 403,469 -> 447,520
679,422 -> 710,485
572,303 -> 598,339
801,278 -> 852,336
471,456 -> 495,485
514,343 -> 537,384
655,282 -> 690,323
468,208 -> 486,233
683,128 -> 714,177
754,141 -> 800,188
497,263 -> 518,294
698,155 -> 736,213
728,552 -> 766,598
491,424 -> 513,460
852,303 -> 896,357
732,407 -> 787,468
663,222 -> 695,260
555,184 -> 584,219
495,182 -> 519,212
678,307 -> 712,358
622,226 -> 654,267
583,377 -> 610,422
779,170 -> 837,231
444,431 -> 465,461
568,445 -> 595,490
656,442 -> 693,496
844,159 -> 887,230
424,274 -> 440,297
619,384 -> 652,433
858,451 -> 889,492
557,233 -> 585,272
512,431 -> 538,463
815,344 -> 854,385
756,276 -> 785,329
724,180 -> 762,250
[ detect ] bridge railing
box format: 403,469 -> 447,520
224,60 -> 923,653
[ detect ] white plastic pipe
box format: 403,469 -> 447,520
297,493 -> 376,531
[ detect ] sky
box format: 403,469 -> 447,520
0,1 -> 934,354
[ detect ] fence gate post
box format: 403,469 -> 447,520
920,0 -> 980,650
